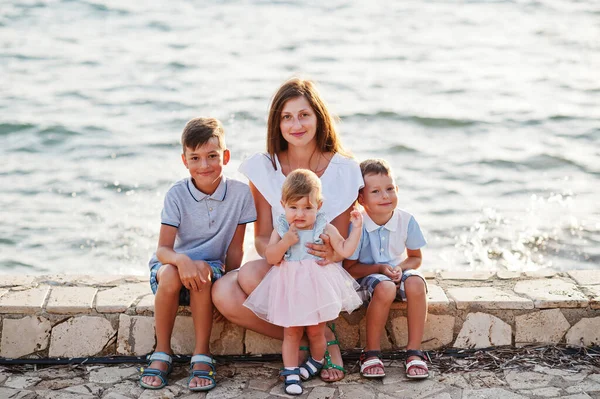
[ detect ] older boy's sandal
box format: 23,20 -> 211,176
139,352 -> 173,389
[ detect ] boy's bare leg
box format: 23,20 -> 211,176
142,265 -> 180,387
188,280 -> 214,389
405,277 -> 428,377
363,281 -> 396,376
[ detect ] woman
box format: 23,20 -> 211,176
212,78 -> 363,382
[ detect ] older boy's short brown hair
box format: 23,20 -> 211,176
360,158 -> 394,178
281,169 -> 323,205
181,117 -> 225,153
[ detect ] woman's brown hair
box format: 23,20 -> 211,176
266,78 -> 349,170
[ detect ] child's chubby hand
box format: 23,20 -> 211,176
282,223 -> 300,246
350,210 -> 363,228
379,264 -> 402,283
176,254 -> 211,291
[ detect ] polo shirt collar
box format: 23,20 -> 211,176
187,176 -> 227,202
363,209 -> 399,232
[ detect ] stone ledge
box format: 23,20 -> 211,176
1,271 -> 600,358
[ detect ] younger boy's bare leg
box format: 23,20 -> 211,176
405,276 -> 428,377
188,280 -> 214,389
363,281 -> 396,376
142,265 -> 181,387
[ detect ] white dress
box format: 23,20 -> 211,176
239,152 -> 364,225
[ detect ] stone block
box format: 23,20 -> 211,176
171,316 -> 194,355
524,269 -> 557,278
463,388 -> 528,399
515,309 -> 570,346
46,287 -> 97,314
135,294 -> 155,313
88,366 -> 137,384
360,316 -> 392,350
390,314 -> 454,350
504,370 -> 555,389
0,316 -> 52,358
448,287 -> 533,310
96,283 -> 150,313
454,312 -> 511,349
0,275 -> 36,287
514,279 -> 588,308
331,316 -> 360,349
566,317 -> 600,347
307,386 -> 336,399
0,387 -> 37,399
497,271 -> 522,279
116,315 -> 155,355
0,286 -> 50,314
210,320 -> 245,355
582,285 -> 600,309
0,289 -> 7,298
5,376 -> 41,389
427,284 -> 451,312
245,330 -> 282,355
568,270 -> 600,285
439,271 -> 494,280
49,316 -> 116,357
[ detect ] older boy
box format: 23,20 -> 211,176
141,117 -> 256,392
344,158 -> 429,380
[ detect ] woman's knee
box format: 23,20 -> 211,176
373,280 -> 396,303
237,258 -> 271,295
212,273 -> 241,315
404,276 -> 426,298
156,264 -> 182,294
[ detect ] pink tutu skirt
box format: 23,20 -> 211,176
243,259 -> 362,327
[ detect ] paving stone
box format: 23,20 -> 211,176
390,314 -> 455,350
439,271 -> 494,280
0,387 -> 37,399
88,366 -> 137,384
380,364 -> 407,385
447,287 -> 533,310
116,314 -> 155,355
518,386 -> 562,397
504,370 -> 554,389
307,386 -> 336,399
108,380 -> 144,398
337,384 -> 377,398
532,365 -> 588,382
0,289 -> 7,298
582,285 -> 600,309
239,391 -> 271,399
559,394 -> 592,399
62,383 -> 104,396
524,269 -> 557,278
135,294 -> 155,313
515,309 -> 570,345
462,388 -> 527,398
49,316 -> 116,357
246,330 -> 283,355
46,287 -> 97,314
211,320 -> 245,355
359,316 -> 392,350
0,286 -> 50,313
101,393 -> 132,399
96,283 -> 150,312
425,393 -> 453,399
0,315 -> 52,357
138,385 -> 180,398
565,378 -> 600,393
35,377 -> 85,390
376,377 -> 446,398
248,378 -> 278,391
437,373 -> 470,389
5,375 -> 41,388
568,270 -> 600,286
514,279 -> 588,308
454,313 -> 511,349
0,371 -> 8,384
427,283 -> 451,312
0,275 -> 36,287
566,317 -> 600,346
496,271 -> 522,279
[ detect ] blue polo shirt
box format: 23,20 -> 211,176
349,208 -> 426,266
148,176 -> 256,269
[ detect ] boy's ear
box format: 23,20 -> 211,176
222,149 -> 231,165
181,153 -> 189,169
395,185 -> 399,192
357,192 -> 364,205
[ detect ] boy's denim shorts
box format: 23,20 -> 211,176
356,269 -> 428,305
149,260 -> 225,306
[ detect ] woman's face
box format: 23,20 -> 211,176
279,96 -> 318,149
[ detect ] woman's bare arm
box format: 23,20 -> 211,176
249,182 -> 273,258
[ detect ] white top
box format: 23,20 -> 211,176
239,152 -> 364,227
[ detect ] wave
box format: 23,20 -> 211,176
342,112 -> 479,127
0,123 -> 36,136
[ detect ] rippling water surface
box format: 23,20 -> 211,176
1,0 -> 599,274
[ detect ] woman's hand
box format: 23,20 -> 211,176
307,234 -> 343,265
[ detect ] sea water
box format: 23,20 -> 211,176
1,0 -> 598,274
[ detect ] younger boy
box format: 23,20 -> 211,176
141,117 -> 256,392
345,158 -> 429,380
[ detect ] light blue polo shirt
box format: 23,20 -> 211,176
148,176 -> 256,269
349,208 -> 426,266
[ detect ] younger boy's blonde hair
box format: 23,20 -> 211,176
281,169 -> 323,205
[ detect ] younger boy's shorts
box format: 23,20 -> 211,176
149,260 -> 225,306
356,269 -> 428,305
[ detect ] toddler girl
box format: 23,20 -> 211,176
244,169 -> 362,395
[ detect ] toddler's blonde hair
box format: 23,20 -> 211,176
281,169 -> 323,206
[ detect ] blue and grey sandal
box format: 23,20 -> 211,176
280,367 -> 303,395
299,356 -> 323,381
139,352 -> 173,389
188,354 -> 217,392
